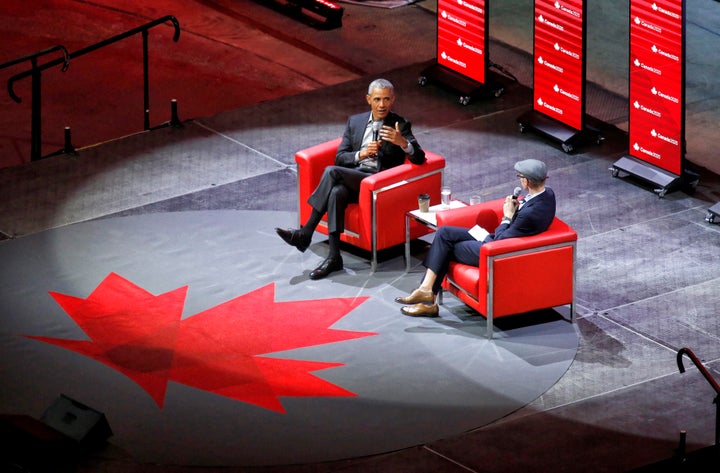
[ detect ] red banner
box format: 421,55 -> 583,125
628,0 -> 684,175
437,0 -> 487,84
532,0 -> 585,130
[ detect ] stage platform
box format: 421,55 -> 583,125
1,1 -> 720,472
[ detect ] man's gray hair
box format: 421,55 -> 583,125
367,78 -> 394,95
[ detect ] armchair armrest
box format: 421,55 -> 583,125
436,198 -> 503,229
295,137 -> 341,176
295,138 -> 342,225
358,151 -> 446,251
359,152 -> 446,194
480,219 -> 577,257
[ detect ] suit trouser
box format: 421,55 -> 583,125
423,226 -> 482,294
307,165 -> 372,234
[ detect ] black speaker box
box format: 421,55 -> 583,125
41,394 -> 112,448
0,414 -> 78,470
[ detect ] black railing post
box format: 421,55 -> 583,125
63,127 -> 76,155
30,57 -> 42,161
716,396 -> 720,456
142,29 -> 150,131
1,45 -> 69,161
170,99 -> 183,128
673,430 -> 687,464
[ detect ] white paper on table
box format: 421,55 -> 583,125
410,200 -> 467,226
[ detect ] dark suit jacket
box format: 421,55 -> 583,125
485,187 -> 556,243
335,111 -> 425,170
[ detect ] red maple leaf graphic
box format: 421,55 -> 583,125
25,272 -> 375,412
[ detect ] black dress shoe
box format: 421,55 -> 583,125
309,256 -> 343,280
275,227 -> 310,253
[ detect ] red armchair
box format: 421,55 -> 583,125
295,138 -> 446,271
435,198 -> 577,338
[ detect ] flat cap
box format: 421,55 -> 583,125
514,159 -> 548,182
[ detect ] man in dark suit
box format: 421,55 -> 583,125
395,159 -> 556,316
276,78 -> 425,279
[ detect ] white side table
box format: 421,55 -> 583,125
404,200 -> 467,272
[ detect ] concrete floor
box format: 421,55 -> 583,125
1,0 -> 720,471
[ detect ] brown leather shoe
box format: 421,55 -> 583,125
401,303 -> 439,317
395,288 -> 434,304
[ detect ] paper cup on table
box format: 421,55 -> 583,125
418,193 -> 430,212
441,187 -> 452,207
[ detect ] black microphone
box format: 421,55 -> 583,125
372,120 -> 382,142
512,187 -> 522,199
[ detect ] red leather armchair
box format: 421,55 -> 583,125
295,138 -> 446,271
435,198 -> 577,338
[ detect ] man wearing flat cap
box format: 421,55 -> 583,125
395,158 -> 556,317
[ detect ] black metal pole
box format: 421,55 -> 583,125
63,127 -> 76,155
715,396 -> 719,455
673,430 -> 687,464
143,29 -> 150,130
170,99 -> 182,128
30,58 -> 42,161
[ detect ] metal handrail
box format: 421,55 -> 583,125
677,347 -> 720,452
4,15 -> 180,161
0,45 -> 70,72
1,45 -> 71,160
677,347 -> 720,395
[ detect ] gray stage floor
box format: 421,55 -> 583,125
1,1 -> 720,472
0,209 -> 579,467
